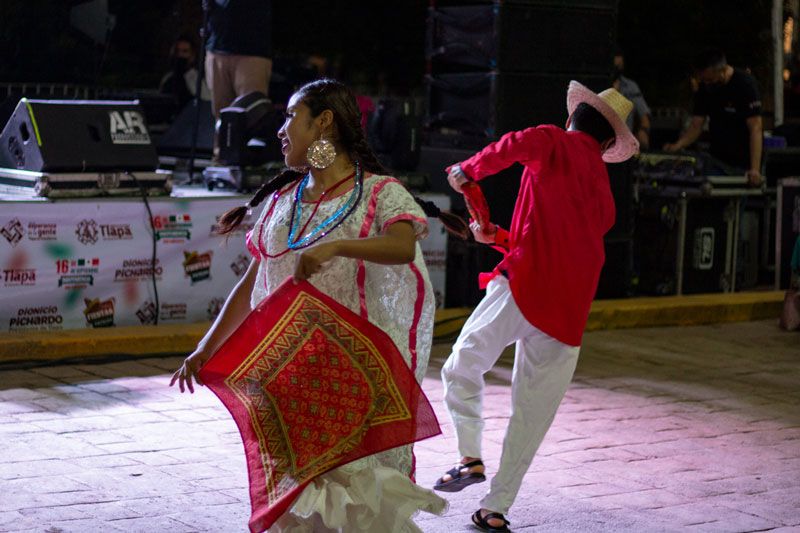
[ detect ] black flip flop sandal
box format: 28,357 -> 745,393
433,459 -> 486,492
471,510 -> 510,532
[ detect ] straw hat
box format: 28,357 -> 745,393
566,81 -> 639,163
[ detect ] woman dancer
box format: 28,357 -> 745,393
171,78 -> 464,532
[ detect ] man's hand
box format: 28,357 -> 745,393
447,165 -> 469,193
662,142 -> 680,153
469,220 -> 497,244
746,169 -> 762,187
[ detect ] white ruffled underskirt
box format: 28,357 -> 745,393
267,456 -> 447,533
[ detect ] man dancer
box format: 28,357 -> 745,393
434,81 -> 639,532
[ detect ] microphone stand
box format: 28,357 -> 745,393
188,1 -> 211,183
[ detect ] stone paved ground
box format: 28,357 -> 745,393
0,319 -> 798,533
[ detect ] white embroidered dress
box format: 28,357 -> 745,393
245,173 -> 446,532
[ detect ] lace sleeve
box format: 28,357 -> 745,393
373,178 -> 429,240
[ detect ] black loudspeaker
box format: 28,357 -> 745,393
446,239 -> 506,308
417,143 -> 520,230
427,4 -> 616,74
595,237 -> 634,299
367,98 -> 423,172
156,99 -> 215,158
605,160 -> 633,239
425,72 -> 609,138
0,99 -> 158,172
433,0 -> 616,7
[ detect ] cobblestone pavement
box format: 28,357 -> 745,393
1,319 -> 798,532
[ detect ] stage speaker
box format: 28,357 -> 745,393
367,98 -> 423,172
432,0 -> 616,7
605,160 -> 633,239
0,98 -> 158,172
427,4 -> 616,74
156,99 -> 215,158
417,143 -> 521,230
446,238 -> 505,308
425,71 -> 609,138
595,237 -> 634,299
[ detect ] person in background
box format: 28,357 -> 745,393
159,34 -> 211,113
613,48 -> 651,151
204,0 -> 273,161
432,81 -> 638,532
663,47 -> 763,186
792,233 -> 800,290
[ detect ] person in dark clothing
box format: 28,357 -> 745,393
663,47 -> 763,186
204,0 -> 273,159
613,49 -> 651,150
159,34 -> 210,113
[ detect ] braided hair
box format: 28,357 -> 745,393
216,78 -> 467,238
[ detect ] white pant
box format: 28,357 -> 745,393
442,276 -> 580,514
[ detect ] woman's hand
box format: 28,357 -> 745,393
293,241 -> 339,282
168,259 -> 258,395
169,348 -> 212,394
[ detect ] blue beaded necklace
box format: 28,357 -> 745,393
287,163 -> 363,250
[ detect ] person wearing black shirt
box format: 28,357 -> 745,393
204,0 -> 273,159
664,47 -> 763,186
159,35 -> 210,114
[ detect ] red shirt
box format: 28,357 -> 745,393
459,125 -> 615,346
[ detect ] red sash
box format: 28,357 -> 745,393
461,181 -> 492,233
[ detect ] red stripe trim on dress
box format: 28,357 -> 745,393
355,177 -> 396,319
408,266 -> 425,484
356,259 -> 368,318
358,177 -> 397,238
256,184 -> 294,259
382,214 -> 429,239
407,260 -> 426,483
245,231 -> 260,261
253,183 -> 295,295
408,261 -> 425,375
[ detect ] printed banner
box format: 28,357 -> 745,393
0,196 -> 254,333
1,193 -> 449,332
417,193 -> 450,309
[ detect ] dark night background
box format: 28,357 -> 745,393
0,1 -> 781,117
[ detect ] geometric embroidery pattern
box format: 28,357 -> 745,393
225,294 -> 412,503
199,278 -> 439,533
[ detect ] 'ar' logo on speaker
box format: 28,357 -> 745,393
108,111 -> 151,145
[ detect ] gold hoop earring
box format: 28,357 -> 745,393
306,133 -> 336,169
